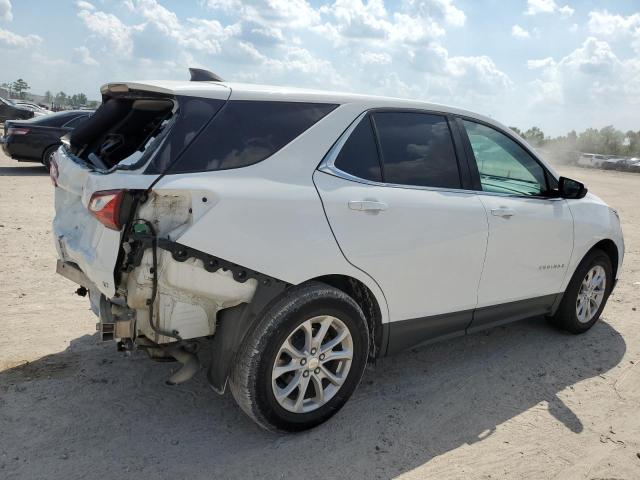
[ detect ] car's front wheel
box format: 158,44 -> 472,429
549,249 -> 613,333
229,282 -> 369,432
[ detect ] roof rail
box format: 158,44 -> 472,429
189,68 -> 224,82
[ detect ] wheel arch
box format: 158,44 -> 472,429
587,239 -> 619,280
309,274 -> 387,359
42,143 -> 61,163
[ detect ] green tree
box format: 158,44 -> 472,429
576,128 -> 600,154
1,82 -> 12,98
44,90 -> 53,105
508,126 -> 524,137
523,126 -> 545,146
70,93 -> 88,107
12,78 -> 30,99
54,91 -> 67,109
599,125 -> 624,156
625,130 -> 640,157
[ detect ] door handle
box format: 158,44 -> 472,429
491,207 -> 515,218
348,200 -> 388,212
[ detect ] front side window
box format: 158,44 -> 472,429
462,120 -> 547,196
372,112 -> 461,189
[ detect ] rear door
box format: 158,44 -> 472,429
457,118 -> 574,330
314,111 -> 488,352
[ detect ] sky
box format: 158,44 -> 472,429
0,0 -> 639,136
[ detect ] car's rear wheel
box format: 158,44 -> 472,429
229,282 -> 369,432
42,145 -> 58,170
549,249 -> 613,333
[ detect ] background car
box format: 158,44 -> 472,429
2,110 -> 92,167
0,96 -> 34,123
12,100 -> 54,116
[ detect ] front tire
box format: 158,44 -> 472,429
229,282 -> 370,432
550,249 -> 613,334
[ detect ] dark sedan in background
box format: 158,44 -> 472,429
2,110 -> 92,167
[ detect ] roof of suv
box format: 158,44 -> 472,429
102,79 -> 497,126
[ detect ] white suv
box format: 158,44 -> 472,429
52,70 -> 624,432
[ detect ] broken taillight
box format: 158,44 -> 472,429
88,190 -> 126,230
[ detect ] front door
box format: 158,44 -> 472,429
458,119 -> 574,330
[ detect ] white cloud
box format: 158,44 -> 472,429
527,37 -> 640,112
402,0 -> 466,27
205,0 -> 320,30
359,51 -> 392,65
512,24 -> 530,38
558,5 -> 574,18
525,0 -> 574,17
125,0 -> 240,55
569,23 -> 578,33
587,10 -> 640,52
0,27 -> 41,48
77,4 -> 133,55
588,10 -> 640,36
527,57 -> 555,69
0,0 -> 12,21
74,46 -> 99,66
75,0 -> 95,11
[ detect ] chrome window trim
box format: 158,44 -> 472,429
317,109 -> 563,202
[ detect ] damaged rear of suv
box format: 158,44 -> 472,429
52,70 -> 381,431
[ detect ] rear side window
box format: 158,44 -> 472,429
35,111 -> 81,127
63,115 -> 90,129
334,116 -> 382,182
166,101 -> 337,174
372,112 -> 460,189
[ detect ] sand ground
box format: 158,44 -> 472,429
1,147 -> 639,480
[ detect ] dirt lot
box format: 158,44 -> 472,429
1,147 -> 639,480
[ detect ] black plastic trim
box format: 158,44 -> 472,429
386,309 -> 472,355
383,293 -> 561,355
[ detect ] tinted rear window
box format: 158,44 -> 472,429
162,101 -> 337,174
31,111 -> 84,127
372,112 -> 460,189
334,115 -> 382,182
62,114 -> 90,129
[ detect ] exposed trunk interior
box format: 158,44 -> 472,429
68,94 -> 175,170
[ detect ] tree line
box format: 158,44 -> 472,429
1,78 -> 98,109
510,125 -> 640,161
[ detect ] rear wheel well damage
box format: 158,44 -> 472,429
207,273 -> 384,394
308,275 -> 384,361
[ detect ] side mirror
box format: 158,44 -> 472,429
558,176 -> 587,199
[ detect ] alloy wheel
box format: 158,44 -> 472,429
271,315 -> 353,413
576,265 -> 606,323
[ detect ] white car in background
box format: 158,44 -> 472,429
51,69 -> 624,432
577,153 -> 608,168
12,100 -> 53,117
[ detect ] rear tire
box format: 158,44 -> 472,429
549,249 -> 613,334
229,282 -> 369,432
42,145 -> 58,169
